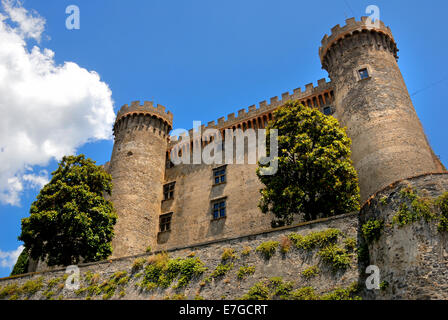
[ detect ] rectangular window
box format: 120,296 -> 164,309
213,166 -> 226,185
163,182 -> 175,200
159,213 -> 173,232
358,68 -> 369,80
323,106 -> 333,116
212,199 -> 226,219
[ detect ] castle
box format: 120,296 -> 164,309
3,16 -> 448,301
104,16 -> 446,259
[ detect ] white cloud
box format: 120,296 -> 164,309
0,0 -> 116,206
0,245 -> 23,269
1,0 -> 45,41
23,170 -> 49,189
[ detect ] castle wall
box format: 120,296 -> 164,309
159,161 -> 272,250
0,213 -> 359,300
359,173 -> 448,300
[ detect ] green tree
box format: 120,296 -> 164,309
256,102 -> 360,227
18,155 -> 117,267
10,248 -> 29,276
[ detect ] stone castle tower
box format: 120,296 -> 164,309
319,17 -> 444,201
106,17 -> 446,258
107,102 -> 173,257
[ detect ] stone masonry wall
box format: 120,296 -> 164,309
360,173 -> 448,300
0,214 -> 359,300
160,158 -> 273,251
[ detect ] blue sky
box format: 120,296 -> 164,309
0,0 -> 447,277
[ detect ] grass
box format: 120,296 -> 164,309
256,241 -> 279,259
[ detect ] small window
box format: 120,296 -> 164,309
163,182 -> 175,200
213,166 -> 226,185
323,106 -> 333,116
212,199 -> 226,219
358,68 -> 369,80
166,152 -> 174,169
159,213 -> 173,232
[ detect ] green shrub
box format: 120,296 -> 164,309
289,287 -> 318,300
84,271 -> 94,283
21,277 -> 43,295
321,283 -> 361,300
290,282 -> 360,300
280,236 -> 292,254
269,277 -> 293,298
393,187 -> 435,227
380,280 -> 389,291
357,241 -> 370,265
256,241 -> 279,259
132,257 -> 146,271
361,219 -> 384,243
47,278 -> 62,289
288,229 -> 341,250
164,293 -> 187,300
237,265 -> 255,280
343,238 -> 357,251
436,192 -> 448,232
0,283 -> 20,299
317,244 -> 351,271
140,254 -> 207,290
241,246 -> 251,256
301,266 -> 319,279
241,277 -> 293,300
241,281 -> 270,300
43,290 -> 55,300
75,270 -> 129,299
210,263 -> 233,279
158,258 -> 183,288
142,282 -> 157,291
221,248 -> 237,261
376,189 -> 448,232
117,276 -> 130,286
176,257 -> 208,288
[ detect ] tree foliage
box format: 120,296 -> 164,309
10,248 -> 29,276
256,101 -> 360,226
18,155 -> 117,266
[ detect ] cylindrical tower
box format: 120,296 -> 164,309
319,17 -> 444,201
108,101 -> 173,258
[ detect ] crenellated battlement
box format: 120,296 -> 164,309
319,16 -> 397,65
115,100 -> 173,128
169,78 -> 334,144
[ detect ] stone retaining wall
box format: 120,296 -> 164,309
0,213 -> 359,300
